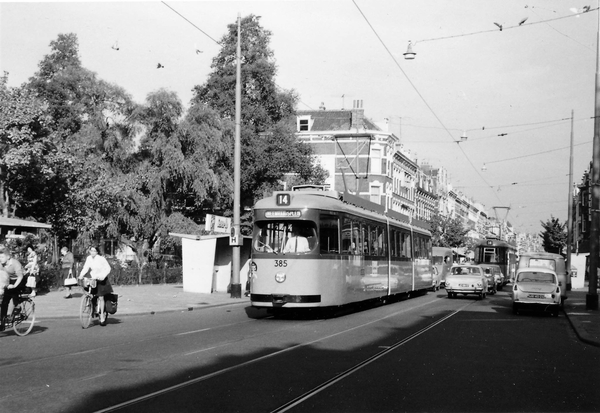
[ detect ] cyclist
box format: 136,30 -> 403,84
78,246 -> 113,326
0,249 -> 25,332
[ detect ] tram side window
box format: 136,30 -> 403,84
372,225 -> 386,256
341,218 -> 362,255
320,214 -> 339,254
389,229 -> 397,257
401,231 -> 412,258
378,226 -> 387,256
414,235 -> 431,259
368,225 -> 377,255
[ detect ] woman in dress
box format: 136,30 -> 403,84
78,246 -> 112,326
24,246 -> 39,297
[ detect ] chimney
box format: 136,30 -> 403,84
351,99 -> 364,130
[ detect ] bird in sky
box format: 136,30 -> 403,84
195,43 -> 203,54
583,5 -> 591,12
518,17 -> 528,25
157,63 -> 164,69
493,22 -> 503,31
111,41 -> 119,51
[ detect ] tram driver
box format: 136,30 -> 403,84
283,226 -> 311,253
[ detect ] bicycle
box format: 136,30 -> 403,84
79,278 -> 106,328
1,291 -> 36,336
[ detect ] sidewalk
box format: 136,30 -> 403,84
31,284 -> 250,320
563,287 -> 600,348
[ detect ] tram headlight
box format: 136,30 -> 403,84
275,272 -> 286,283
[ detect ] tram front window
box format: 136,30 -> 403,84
253,221 -> 317,254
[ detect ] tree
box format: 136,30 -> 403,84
192,15 -> 326,209
540,216 -> 566,254
0,73 -> 55,219
429,210 -> 469,248
24,33 -> 139,247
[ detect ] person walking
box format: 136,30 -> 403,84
60,247 -> 75,298
78,246 -> 113,326
0,249 -> 25,331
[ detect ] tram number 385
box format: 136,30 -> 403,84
274,260 -> 288,268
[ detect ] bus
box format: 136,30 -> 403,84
473,238 -> 517,285
249,186 -> 434,312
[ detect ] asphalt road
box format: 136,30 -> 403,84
1,289 -> 598,413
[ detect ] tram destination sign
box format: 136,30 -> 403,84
265,210 -> 302,218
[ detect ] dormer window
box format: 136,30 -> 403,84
297,115 -> 312,131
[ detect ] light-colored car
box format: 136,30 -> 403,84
512,267 -> 561,317
478,264 -> 505,291
445,265 -> 488,299
518,252 -> 568,301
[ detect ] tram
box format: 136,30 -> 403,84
473,238 -> 517,284
249,186 -> 434,311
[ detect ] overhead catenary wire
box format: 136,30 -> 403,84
352,0 -> 503,204
411,7 -> 599,44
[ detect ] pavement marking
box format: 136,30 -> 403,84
184,344 -> 232,356
175,328 -> 211,336
81,373 -> 109,381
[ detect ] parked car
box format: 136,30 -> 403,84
445,265 -> 488,299
512,266 -> 561,317
478,264 -> 505,291
518,252 -> 568,301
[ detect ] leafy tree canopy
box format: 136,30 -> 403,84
192,15 -> 326,208
429,210 -> 469,249
539,216 -> 566,254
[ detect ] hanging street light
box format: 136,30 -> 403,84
403,41 -> 416,60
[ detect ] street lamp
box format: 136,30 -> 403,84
403,41 -> 416,60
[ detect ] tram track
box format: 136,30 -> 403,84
270,301 -> 471,413
93,296 -> 470,413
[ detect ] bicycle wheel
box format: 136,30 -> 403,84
13,299 -> 35,336
80,294 -> 93,329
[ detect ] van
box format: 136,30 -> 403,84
517,252 -> 569,302
432,247 -> 453,288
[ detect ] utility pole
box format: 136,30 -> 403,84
230,13 -> 242,299
588,5 -> 599,310
566,111 -> 574,292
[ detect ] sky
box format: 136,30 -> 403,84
0,0 -> 597,235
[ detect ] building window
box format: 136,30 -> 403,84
371,148 -> 382,174
370,185 -> 381,204
297,115 -> 312,131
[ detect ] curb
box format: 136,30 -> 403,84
34,300 -> 251,321
563,309 -> 600,348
